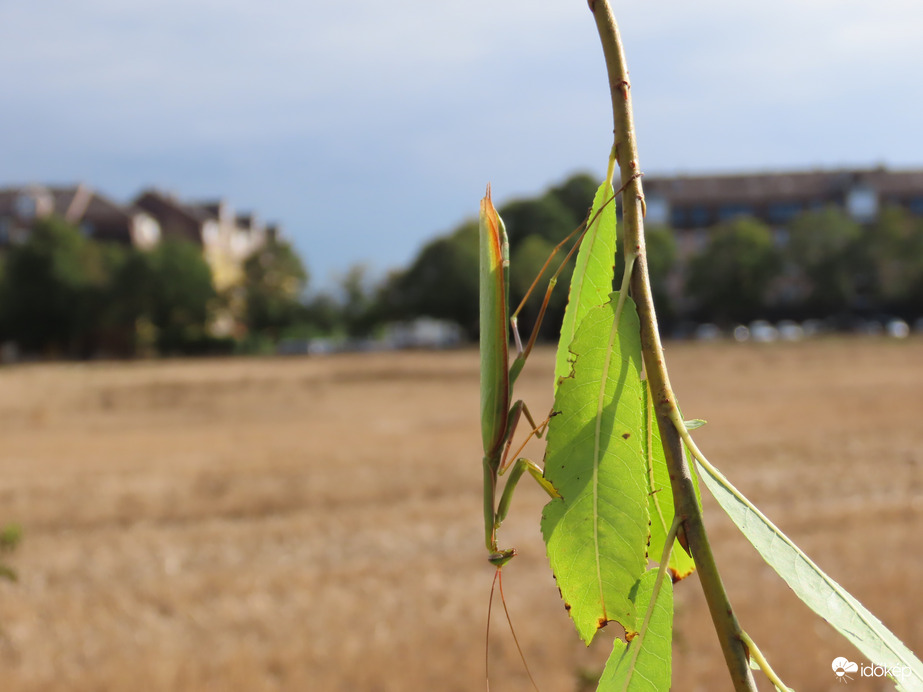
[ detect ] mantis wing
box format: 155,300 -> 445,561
479,188 -> 510,460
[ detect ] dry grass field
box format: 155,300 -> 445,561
0,338 -> 920,691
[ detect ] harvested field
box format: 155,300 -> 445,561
0,338 -> 920,691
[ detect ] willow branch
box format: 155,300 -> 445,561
587,2 -> 757,690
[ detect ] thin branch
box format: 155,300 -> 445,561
587,2 -> 758,690
740,631 -> 795,692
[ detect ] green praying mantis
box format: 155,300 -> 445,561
478,184 -> 579,690
479,179 -> 619,569
479,186 -> 561,569
478,182 -> 619,567
478,181 -> 619,688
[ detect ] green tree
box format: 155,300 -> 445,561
339,264 -> 381,338
786,207 -> 862,314
384,222 -> 479,337
107,248 -> 162,355
146,240 -> 216,353
0,216 -> 107,355
242,237 -> 309,339
547,173 -> 599,222
685,217 -> 780,324
863,205 -> 923,313
614,224 -> 677,325
302,291 -> 341,337
384,172 -> 666,339
499,193 -> 579,249
509,234 -> 575,342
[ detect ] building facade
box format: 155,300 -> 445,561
134,190 -> 269,291
0,183 -> 273,294
642,166 -> 923,256
0,184 -> 160,249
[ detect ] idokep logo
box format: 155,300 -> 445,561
832,656 -> 914,685
832,657 -> 858,683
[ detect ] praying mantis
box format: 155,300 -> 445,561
478,184 -> 576,691
479,185 -> 568,568
478,180 -> 618,689
479,178 -> 618,569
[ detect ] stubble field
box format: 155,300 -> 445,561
0,338 -> 920,691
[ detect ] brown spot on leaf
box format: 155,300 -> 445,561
597,617 -> 608,630
621,432 -> 631,439
564,602 -> 571,611
625,630 -> 639,642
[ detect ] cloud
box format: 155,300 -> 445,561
0,1 -> 921,281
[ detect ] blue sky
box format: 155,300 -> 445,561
1,1 -> 921,291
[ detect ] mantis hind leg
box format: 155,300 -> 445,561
489,401 -> 559,564
489,456 -> 560,566
496,457 -> 560,530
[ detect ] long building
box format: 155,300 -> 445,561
642,166 -> 923,255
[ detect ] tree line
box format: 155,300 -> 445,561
683,203 -> 923,326
377,172 -> 923,336
3,174 -> 922,358
0,216 -> 311,357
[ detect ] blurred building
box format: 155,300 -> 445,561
643,166 -> 923,255
0,183 -> 160,249
0,183 -> 274,293
134,190 -> 270,291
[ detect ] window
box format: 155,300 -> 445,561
768,201 -> 802,224
14,194 -> 36,219
718,203 -> 753,221
688,206 -> 710,228
846,186 -> 878,222
645,194 -> 669,226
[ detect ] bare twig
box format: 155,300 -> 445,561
587,3 -> 758,690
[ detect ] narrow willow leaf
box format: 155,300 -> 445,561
597,570 -> 673,692
554,181 -> 616,391
542,294 -> 648,644
642,386 -> 696,580
696,458 -> 923,691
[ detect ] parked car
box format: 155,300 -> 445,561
693,323 -> 721,341
885,318 -> 909,339
749,320 -> 778,343
777,320 -> 805,341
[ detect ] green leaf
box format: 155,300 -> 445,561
597,570 -> 673,692
695,457 -> 923,691
554,181 -> 616,390
642,386 -> 696,580
542,294 -> 649,644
